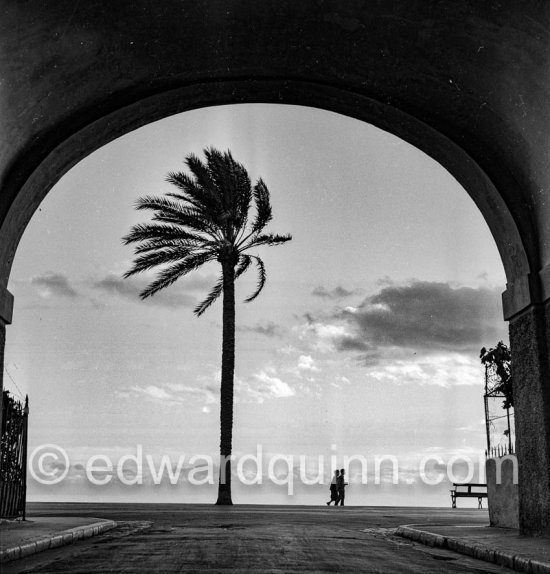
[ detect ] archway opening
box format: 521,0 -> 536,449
4,104 -> 508,506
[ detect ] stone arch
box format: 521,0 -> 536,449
0,80 -> 530,293
0,1 -> 548,535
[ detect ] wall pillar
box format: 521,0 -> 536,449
0,286 -> 13,479
508,302 -> 550,536
0,318 -> 5,409
0,284 -> 13,400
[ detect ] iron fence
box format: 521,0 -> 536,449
1,391 -> 29,519
486,443 -> 515,458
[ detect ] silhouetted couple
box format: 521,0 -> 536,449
327,469 -> 347,506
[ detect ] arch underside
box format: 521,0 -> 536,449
0,80 -> 531,303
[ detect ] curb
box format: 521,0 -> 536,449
396,526 -> 550,574
0,519 -> 117,564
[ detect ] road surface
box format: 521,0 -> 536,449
4,503 -> 513,573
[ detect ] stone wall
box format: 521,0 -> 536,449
509,308 -> 550,535
486,455 -> 519,529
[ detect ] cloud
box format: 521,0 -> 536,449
331,376 -> 351,389
130,385 -> 174,401
294,280 -> 507,387
338,280 -> 505,353
367,352 -> 482,387
126,382 -> 216,411
93,274 -> 196,308
287,354 -> 321,382
167,382 -> 217,405
31,272 -> 79,298
237,321 -> 283,337
297,355 -> 320,372
236,368 -> 296,403
311,285 -> 362,299
294,316 -> 353,353
253,370 -> 295,399
335,335 -> 372,352
294,316 -> 374,354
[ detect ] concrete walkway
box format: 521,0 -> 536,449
0,517 -> 116,563
397,524 -> 550,574
1,504 -> 549,572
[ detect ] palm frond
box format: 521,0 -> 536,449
243,232 -> 292,250
195,275 -> 224,316
185,153 -> 217,196
204,148 -> 233,209
133,238 -> 201,255
151,211 -> 220,238
122,222 -> 202,245
136,196 -> 218,232
123,246 -> 200,278
165,171 -> 222,216
235,254 -> 252,279
244,255 -> 267,303
139,252 -> 216,299
250,179 -> 273,233
135,195 -> 188,214
204,148 -> 252,239
234,172 -> 252,237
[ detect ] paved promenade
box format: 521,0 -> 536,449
1,503 -> 549,572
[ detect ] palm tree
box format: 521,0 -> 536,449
122,147 -> 291,504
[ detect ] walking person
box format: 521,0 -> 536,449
326,470 -> 339,506
336,468 -> 348,506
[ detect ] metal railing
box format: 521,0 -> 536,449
0,392 -> 29,519
486,443 -> 515,459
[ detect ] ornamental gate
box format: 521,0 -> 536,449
0,392 -> 29,519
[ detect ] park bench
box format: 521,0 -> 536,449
450,483 -> 487,509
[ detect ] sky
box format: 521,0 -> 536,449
4,104 -> 509,507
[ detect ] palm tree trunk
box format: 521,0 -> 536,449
216,260 -> 235,505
